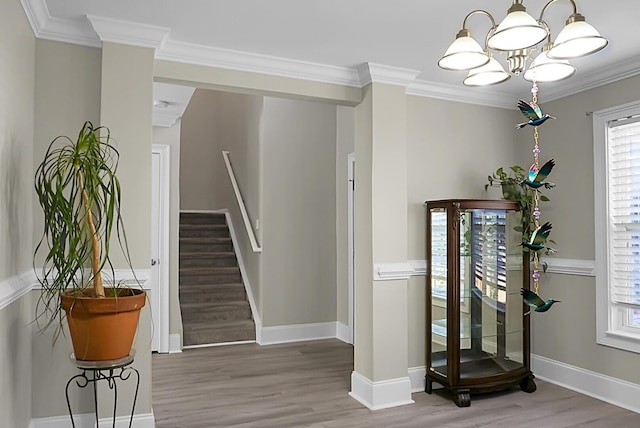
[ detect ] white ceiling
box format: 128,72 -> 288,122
21,0 -> 640,118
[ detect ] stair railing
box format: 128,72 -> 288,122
222,151 -> 262,253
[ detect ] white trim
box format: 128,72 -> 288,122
158,39 -> 362,88
222,151 -> 262,253
347,152 -> 355,345
20,0 -> 101,47
357,63 -> 420,87
374,258 -> 594,281
336,322 -> 351,344
349,371 -> 414,410
221,209 -> 262,340
31,412 -> 155,428
531,354 -> 640,415
0,270 -> 36,311
183,340 -> 255,350
593,101 -> 640,354
86,15 -> 170,50
169,333 -> 182,353
408,366 -> 427,393
19,1 -> 640,106
152,145 -> 171,353
373,260 -> 427,281
545,257 -> 595,276
259,322 -> 338,345
31,269 -> 151,290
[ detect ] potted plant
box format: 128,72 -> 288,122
485,164 -> 554,268
34,121 -> 145,361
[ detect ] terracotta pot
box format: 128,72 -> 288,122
61,288 -> 146,361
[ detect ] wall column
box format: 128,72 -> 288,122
350,64 -> 419,410
99,40 -> 155,418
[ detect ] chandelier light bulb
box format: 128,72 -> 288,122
438,29 -> 490,71
547,14 -> 608,59
487,3 -> 548,51
524,43 -> 576,82
464,56 -> 511,86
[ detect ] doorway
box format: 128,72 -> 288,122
151,144 -> 170,353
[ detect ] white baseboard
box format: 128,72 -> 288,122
336,321 -> 352,344
349,371 -> 414,410
31,412 -> 155,428
531,354 -> 640,414
259,321 -> 338,345
408,366 -> 427,393
168,333 -> 182,353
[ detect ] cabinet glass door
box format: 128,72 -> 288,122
430,208 -> 448,377
459,208 -> 524,378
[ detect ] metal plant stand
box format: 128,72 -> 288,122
66,350 -> 139,428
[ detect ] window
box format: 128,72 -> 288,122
594,100 -> 640,353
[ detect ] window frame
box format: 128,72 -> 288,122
593,100 -> 640,354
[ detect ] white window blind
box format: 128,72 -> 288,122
594,100 -> 640,353
607,118 -> 640,316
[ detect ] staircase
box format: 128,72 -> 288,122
179,212 -> 256,346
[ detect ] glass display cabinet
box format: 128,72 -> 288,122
425,199 -> 535,407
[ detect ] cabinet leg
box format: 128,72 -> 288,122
425,377 -> 432,394
454,390 -> 471,407
520,375 -> 537,393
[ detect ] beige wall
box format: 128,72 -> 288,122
31,37 -> 103,421
180,89 -> 220,210
406,95 -> 522,368
0,2 -> 35,427
153,123 -> 184,339
336,106 -> 355,326
261,96 -> 337,326
99,41 -> 154,415
523,75 -> 640,385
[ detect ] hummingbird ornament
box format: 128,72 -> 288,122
524,159 -> 556,189
521,288 -> 560,314
517,99 -> 555,129
522,221 -> 554,254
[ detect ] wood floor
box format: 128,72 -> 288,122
152,339 -> 639,427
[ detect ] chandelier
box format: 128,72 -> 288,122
437,0 -> 608,86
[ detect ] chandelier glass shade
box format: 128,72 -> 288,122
438,0 -> 608,86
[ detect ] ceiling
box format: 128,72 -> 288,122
21,0 -> 640,121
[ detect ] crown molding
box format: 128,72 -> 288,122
20,1 -> 640,106
20,0 -> 100,47
86,15 -> 170,50
542,55 -> 640,102
357,63 -> 421,87
156,39 -> 362,87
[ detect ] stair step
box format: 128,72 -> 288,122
179,266 -> 241,284
179,283 -> 246,302
180,301 -> 252,322
180,212 -> 226,225
179,252 -> 237,268
179,237 -> 233,252
180,224 -> 230,239
182,319 -> 256,345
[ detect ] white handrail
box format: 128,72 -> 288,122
222,151 -> 262,253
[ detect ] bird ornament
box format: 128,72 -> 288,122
522,221 -> 554,254
524,159 -> 556,189
517,99 -> 555,129
521,288 -> 560,314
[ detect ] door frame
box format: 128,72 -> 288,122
347,152 -> 355,345
152,144 -> 171,353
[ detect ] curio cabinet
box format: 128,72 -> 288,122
425,199 -> 535,407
